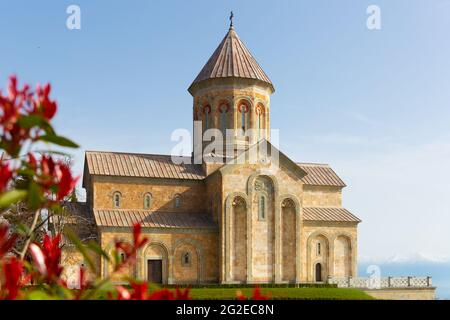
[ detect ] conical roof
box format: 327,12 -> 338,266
189,26 -> 274,93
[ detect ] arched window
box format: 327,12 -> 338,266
113,192 -> 121,208
182,252 -> 191,266
219,103 -> 229,135
238,102 -> 249,132
144,193 -> 152,209
258,195 -> 266,220
256,104 -> 265,140
120,253 -> 125,263
174,194 -> 181,208
317,242 -> 321,256
203,105 -> 211,130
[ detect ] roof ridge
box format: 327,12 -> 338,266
297,162 -> 330,167
86,150 -> 193,159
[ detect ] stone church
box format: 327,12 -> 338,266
64,23 -> 361,285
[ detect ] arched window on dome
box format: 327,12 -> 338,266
238,101 -> 249,133
256,104 -> 265,141
219,103 -> 229,136
203,105 -> 211,130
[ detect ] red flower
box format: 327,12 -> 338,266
0,163 -> 12,192
132,223 -> 148,250
148,288 -> 174,300
114,223 -> 148,269
28,154 -> 79,203
115,286 -> 132,300
111,281 -> 191,300
130,282 -> 149,300
73,266 -> 91,300
174,287 -> 191,300
34,83 -> 57,120
0,224 -> 17,259
56,164 -> 79,200
236,286 -> 270,300
29,234 -> 63,282
2,257 -> 24,300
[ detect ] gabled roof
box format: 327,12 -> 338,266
93,209 -> 217,230
298,163 -> 346,187
303,207 -> 361,223
189,26 -> 274,93
84,151 -> 205,181
218,139 -> 307,181
83,150 -> 346,188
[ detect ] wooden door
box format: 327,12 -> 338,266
147,260 -> 163,284
315,263 -> 322,282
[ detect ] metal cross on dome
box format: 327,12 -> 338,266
230,11 -> 234,27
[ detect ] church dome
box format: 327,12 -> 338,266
188,26 -> 274,94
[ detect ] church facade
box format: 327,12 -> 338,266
68,24 -> 361,285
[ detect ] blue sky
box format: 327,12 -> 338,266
1,1 -> 450,268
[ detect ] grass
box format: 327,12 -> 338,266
88,284 -> 374,300
187,287 -> 374,300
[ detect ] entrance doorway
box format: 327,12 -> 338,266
315,263 -> 322,282
147,259 -> 163,284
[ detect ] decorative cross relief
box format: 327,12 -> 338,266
254,179 -> 272,193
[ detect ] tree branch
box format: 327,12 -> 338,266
19,208 -> 41,260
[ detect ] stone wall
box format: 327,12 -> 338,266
363,288 -> 436,300
301,221 -> 358,282
281,202 -> 296,282
92,176 -> 206,213
60,247 -> 99,288
303,185 -> 342,207
99,228 -> 219,284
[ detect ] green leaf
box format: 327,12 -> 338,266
17,114 -> 55,135
65,228 -> 96,272
27,290 -> 55,300
27,182 -> 43,210
0,190 -> 28,208
18,114 -> 45,128
39,134 -> 79,148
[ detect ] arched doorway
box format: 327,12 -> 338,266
315,263 -> 322,282
143,243 -> 169,284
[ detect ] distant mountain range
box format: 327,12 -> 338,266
359,252 -> 450,265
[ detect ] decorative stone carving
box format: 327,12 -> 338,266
254,178 -> 272,193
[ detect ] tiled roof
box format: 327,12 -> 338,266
85,151 -> 205,180
303,207 -> 361,223
93,209 -> 217,229
189,26 -> 273,92
298,163 -> 346,187
85,152 -> 346,187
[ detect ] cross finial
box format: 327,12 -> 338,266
229,11 -> 234,28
